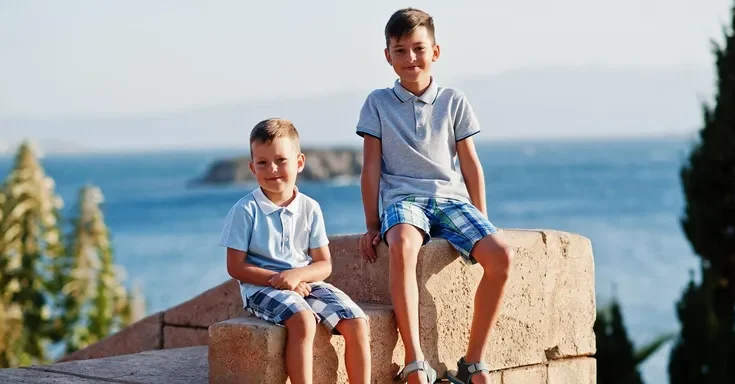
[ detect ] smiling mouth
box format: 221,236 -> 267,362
266,176 -> 284,181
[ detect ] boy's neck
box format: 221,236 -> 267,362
400,75 -> 433,97
260,186 -> 297,207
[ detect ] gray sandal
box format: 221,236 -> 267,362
445,357 -> 490,383
393,360 -> 438,383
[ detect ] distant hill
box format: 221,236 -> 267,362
0,139 -> 88,157
0,67 -> 713,153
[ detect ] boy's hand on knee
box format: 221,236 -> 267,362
292,282 -> 311,297
359,230 -> 381,263
269,270 -> 302,291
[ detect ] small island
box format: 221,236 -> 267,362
190,147 -> 363,185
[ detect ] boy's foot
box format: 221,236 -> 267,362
445,357 -> 491,384
394,360 -> 437,383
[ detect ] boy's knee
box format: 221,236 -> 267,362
284,310 -> 317,338
473,236 -> 514,278
386,225 -> 423,258
337,318 -> 369,341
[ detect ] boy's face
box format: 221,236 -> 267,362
384,26 -> 440,85
249,137 -> 305,197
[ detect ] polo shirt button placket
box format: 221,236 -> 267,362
281,210 -> 289,252
415,102 -> 422,131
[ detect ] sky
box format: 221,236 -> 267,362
0,0 -> 733,150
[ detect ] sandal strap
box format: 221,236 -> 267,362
465,361 -> 489,374
396,360 -> 435,381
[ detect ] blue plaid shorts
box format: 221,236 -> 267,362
244,282 -> 366,335
381,196 -> 498,264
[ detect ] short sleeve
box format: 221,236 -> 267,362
454,93 -> 481,141
309,203 -> 330,249
218,203 -> 252,252
356,92 -> 381,139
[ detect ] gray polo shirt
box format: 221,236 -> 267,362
356,78 -> 481,211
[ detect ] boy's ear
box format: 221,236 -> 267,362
384,47 -> 392,65
296,152 -> 305,173
432,43 -> 441,62
248,161 -> 256,175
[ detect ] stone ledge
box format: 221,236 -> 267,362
164,279 -> 243,328
326,230 -> 596,372
2,347 -> 207,383
58,312 -> 163,363
208,304 -> 399,384
57,229 -> 596,378
0,351 -> 593,384
164,325 -> 210,349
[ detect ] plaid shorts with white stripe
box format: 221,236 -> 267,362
245,282 -> 366,334
380,196 -> 499,264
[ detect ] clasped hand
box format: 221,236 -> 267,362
269,270 -> 311,297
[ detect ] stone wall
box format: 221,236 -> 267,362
56,230 -> 597,383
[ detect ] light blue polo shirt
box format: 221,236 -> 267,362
219,187 -> 330,304
356,77 -> 481,211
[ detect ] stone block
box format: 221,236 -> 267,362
208,304 -> 400,384
548,357 -> 596,384
326,230 -> 596,374
164,279 -> 243,327
164,325 -> 210,349
58,312 -> 163,362
36,346 -> 207,383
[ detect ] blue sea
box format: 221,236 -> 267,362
0,137 -> 698,384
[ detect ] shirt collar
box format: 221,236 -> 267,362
253,187 -> 301,215
392,77 -> 439,104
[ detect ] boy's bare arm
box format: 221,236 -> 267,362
270,246 -> 333,289
298,245 -> 333,282
361,135 -> 382,231
226,247 -> 278,286
359,135 -> 382,262
457,137 -> 488,217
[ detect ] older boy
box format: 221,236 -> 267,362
220,118 -> 371,384
356,8 -> 514,384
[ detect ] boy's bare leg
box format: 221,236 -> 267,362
284,311 -> 318,384
335,318 -> 371,384
465,233 -> 514,384
385,224 -> 428,384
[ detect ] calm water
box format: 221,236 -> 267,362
0,137 -> 697,383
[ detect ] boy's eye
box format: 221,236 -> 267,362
396,49 -> 405,54
416,46 -> 424,51
257,161 -> 266,165
277,158 -> 287,164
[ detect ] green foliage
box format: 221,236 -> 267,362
595,298 -> 645,384
670,3 -> 735,383
60,185 -> 145,353
595,296 -> 676,384
0,141 -> 144,368
0,142 -> 66,367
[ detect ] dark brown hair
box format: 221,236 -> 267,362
384,8 -> 435,47
249,118 -> 300,153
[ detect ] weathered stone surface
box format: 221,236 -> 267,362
3,347 -> 207,383
164,326 -> 210,349
502,363 -> 546,383
164,279 -> 243,327
548,357 -> 596,384
326,230 -> 596,374
56,229 -> 596,379
58,312 -> 163,362
208,304 -> 401,384
0,367 -> 103,383
543,232 -> 597,358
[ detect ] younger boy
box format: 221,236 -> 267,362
220,118 -> 371,384
356,8 -> 514,384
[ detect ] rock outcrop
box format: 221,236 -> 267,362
190,148 -> 362,185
